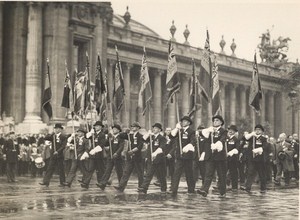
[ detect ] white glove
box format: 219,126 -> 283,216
211,143 -> 217,151
86,132 -> 92,138
71,133 -> 76,138
175,123 -> 182,129
143,132 -> 150,140
152,148 -> 163,159
212,141 -> 223,152
245,132 -> 255,140
90,128 -> 95,134
89,148 -> 96,155
199,152 -> 205,161
228,148 -> 238,157
93,145 -> 103,153
80,152 -> 89,160
45,140 -> 51,146
182,144 -> 194,153
67,137 -> 73,143
195,131 -> 199,137
256,147 -> 263,155
166,154 -> 172,159
202,127 -> 214,138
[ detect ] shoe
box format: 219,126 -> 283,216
107,180 -> 112,186
187,190 -> 196,195
212,186 -> 219,190
39,182 -> 49,187
219,194 -> 226,198
284,183 -> 290,187
114,185 -> 124,192
58,184 -> 64,187
96,183 -> 105,190
260,190 -> 266,194
274,180 -> 281,186
240,186 -> 251,193
160,191 -> 167,195
63,182 -> 71,187
232,189 -> 238,192
197,189 -> 207,197
153,181 -> 161,187
11,180 -> 18,183
137,187 -> 147,194
171,191 -> 177,197
80,183 -> 89,189
78,180 -> 83,183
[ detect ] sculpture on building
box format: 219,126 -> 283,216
258,29 -> 291,66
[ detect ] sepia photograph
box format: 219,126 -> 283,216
0,0 -> 299,219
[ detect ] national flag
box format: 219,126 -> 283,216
84,52 -> 91,112
211,56 -> 222,116
42,59 -> 53,119
166,40 -> 180,104
74,70 -> 86,116
188,59 -> 201,117
61,61 -> 72,109
94,54 -> 106,114
113,45 -> 125,113
199,30 -> 212,102
249,53 -> 262,112
138,47 -> 152,115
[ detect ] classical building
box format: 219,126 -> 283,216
0,2 -> 297,136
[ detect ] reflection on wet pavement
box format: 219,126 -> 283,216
0,176 -> 298,219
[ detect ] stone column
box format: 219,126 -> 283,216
153,69 -> 163,123
229,83 -> 236,125
106,59 -> 115,126
23,3 -> 43,124
122,63 -> 132,127
239,85 -> 246,118
267,90 -> 275,136
181,74 -> 190,116
220,81 -> 226,119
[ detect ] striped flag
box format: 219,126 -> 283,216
188,59 -> 201,117
166,40 -> 180,104
42,59 -> 53,119
138,47 -> 152,115
211,56 -> 222,116
249,53 -> 262,112
199,30 -> 212,102
61,61 -> 72,109
113,45 -> 125,114
94,54 -> 106,115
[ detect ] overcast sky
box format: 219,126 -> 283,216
110,0 -> 300,63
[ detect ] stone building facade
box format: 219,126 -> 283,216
0,2 -> 296,136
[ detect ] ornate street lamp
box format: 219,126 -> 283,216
288,90 -> 298,134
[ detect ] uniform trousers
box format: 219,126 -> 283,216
202,160 -> 227,195
227,160 -> 238,189
100,158 -> 123,186
171,159 -> 195,193
245,161 -> 266,191
118,157 -> 144,190
43,156 -> 65,185
193,160 -> 206,186
83,156 -> 105,185
141,160 -> 167,192
6,162 -> 17,182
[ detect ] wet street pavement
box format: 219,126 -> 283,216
0,175 -> 298,219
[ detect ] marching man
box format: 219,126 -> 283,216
138,123 -> 167,194
197,115 -> 228,198
170,116 -> 196,196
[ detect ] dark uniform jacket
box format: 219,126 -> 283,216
165,134 -> 176,158
291,140 -> 299,162
3,139 -> 20,163
45,133 -> 67,159
145,133 -> 167,164
171,126 -> 196,160
108,133 -> 125,159
226,135 -> 240,161
194,133 -> 207,160
76,136 -> 90,159
91,130 -> 109,159
202,127 -> 227,161
120,131 -> 144,161
245,134 -> 268,162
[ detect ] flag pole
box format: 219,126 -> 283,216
148,102 -> 153,162
175,93 -> 183,156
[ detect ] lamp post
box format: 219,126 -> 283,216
288,90 -> 298,134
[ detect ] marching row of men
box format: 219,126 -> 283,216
2,114 -> 299,198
